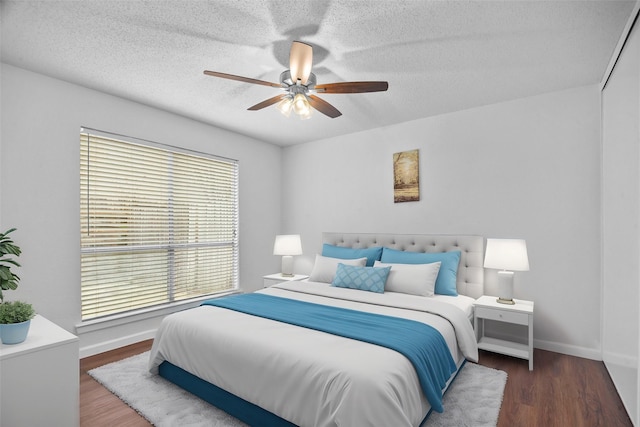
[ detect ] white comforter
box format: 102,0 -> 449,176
148,281 -> 479,427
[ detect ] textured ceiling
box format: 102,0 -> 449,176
1,1 -> 636,146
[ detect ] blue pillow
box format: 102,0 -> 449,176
322,244 -> 383,267
380,248 -> 461,296
331,263 -> 391,294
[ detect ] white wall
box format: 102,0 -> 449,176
0,61 -> 611,363
283,85 -> 602,358
0,64 -> 282,354
602,14 -> 640,425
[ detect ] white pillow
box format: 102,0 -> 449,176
309,254 -> 367,283
373,261 -> 441,296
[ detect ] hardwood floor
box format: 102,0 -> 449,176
80,340 -> 154,427
80,342 -> 633,427
478,349 -> 633,427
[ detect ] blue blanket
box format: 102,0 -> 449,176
202,293 -> 457,412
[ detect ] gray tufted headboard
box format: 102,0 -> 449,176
322,232 -> 484,299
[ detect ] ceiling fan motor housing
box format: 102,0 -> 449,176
280,70 -> 317,97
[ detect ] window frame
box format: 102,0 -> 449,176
79,127 -> 240,322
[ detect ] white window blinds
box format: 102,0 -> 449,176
80,130 -> 239,320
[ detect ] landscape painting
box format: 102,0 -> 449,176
393,149 -> 420,203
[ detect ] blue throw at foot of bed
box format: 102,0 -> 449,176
202,293 -> 457,413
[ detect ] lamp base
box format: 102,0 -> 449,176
496,270 -> 515,305
281,255 -> 294,277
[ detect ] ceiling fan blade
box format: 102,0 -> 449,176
203,70 -> 281,88
307,95 -> 342,118
289,41 -> 313,85
247,94 -> 288,111
315,81 -> 389,94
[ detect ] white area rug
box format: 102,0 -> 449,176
89,352 -> 507,427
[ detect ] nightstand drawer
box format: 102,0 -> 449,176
475,306 -> 529,325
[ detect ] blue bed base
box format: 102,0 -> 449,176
158,360 -> 295,427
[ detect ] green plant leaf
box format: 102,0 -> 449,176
0,244 -> 20,256
0,300 -> 35,323
0,258 -> 20,267
0,228 -> 20,297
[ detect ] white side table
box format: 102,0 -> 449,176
263,273 -> 309,288
0,315 -> 80,426
474,295 -> 534,370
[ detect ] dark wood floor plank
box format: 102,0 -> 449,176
80,340 -> 154,427
80,342 -> 633,427
478,349 -> 633,427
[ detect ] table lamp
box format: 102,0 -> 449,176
484,238 -> 529,304
273,234 -> 302,277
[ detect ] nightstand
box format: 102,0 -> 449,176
263,273 -> 309,288
474,295 -> 534,370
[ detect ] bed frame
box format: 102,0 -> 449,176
158,232 -> 485,426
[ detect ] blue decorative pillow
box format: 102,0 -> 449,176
331,263 -> 391,294
322,244 -> 383,267
380,248 -> 461,296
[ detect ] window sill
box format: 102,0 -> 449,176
75,290 -> 242,335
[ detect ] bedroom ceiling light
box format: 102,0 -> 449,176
276,97 -> 293,117
276,92 -> 312,120
273,234 -> 303,277
483,239 -> 530,305
291,93 -> 312,118
204,41 -> 388,120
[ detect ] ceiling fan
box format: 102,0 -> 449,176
204,41 -> 388,119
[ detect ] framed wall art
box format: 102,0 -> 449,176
393,149 -> 420,203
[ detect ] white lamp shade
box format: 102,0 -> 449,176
273,234 -> 303,256
484,238 -> 530,271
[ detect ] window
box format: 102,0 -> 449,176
80,129 -> 239,321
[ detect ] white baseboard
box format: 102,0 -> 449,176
603,350 -> 638,368
79,329 -> 157,359
482,322 -> 603,361
484,326 -> 603,360
533,338 -> 602,361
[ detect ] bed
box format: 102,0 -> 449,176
148,233 -> 484,427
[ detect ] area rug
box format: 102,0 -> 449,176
89,352 -> 507,427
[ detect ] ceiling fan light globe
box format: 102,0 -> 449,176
299,113 -> 312,121
277,97 -> 293,117
298,107 -> 313,120
292,93 -> 311,116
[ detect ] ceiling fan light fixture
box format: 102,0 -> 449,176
297,106 -> 313,120
277,96 -> 293,117
292,93 -> 311,116
203,41 -> 387,120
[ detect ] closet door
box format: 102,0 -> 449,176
602,14 -> 640,426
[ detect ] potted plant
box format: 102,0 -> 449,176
0,228 -> 34,344
0,301 -> 35,344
